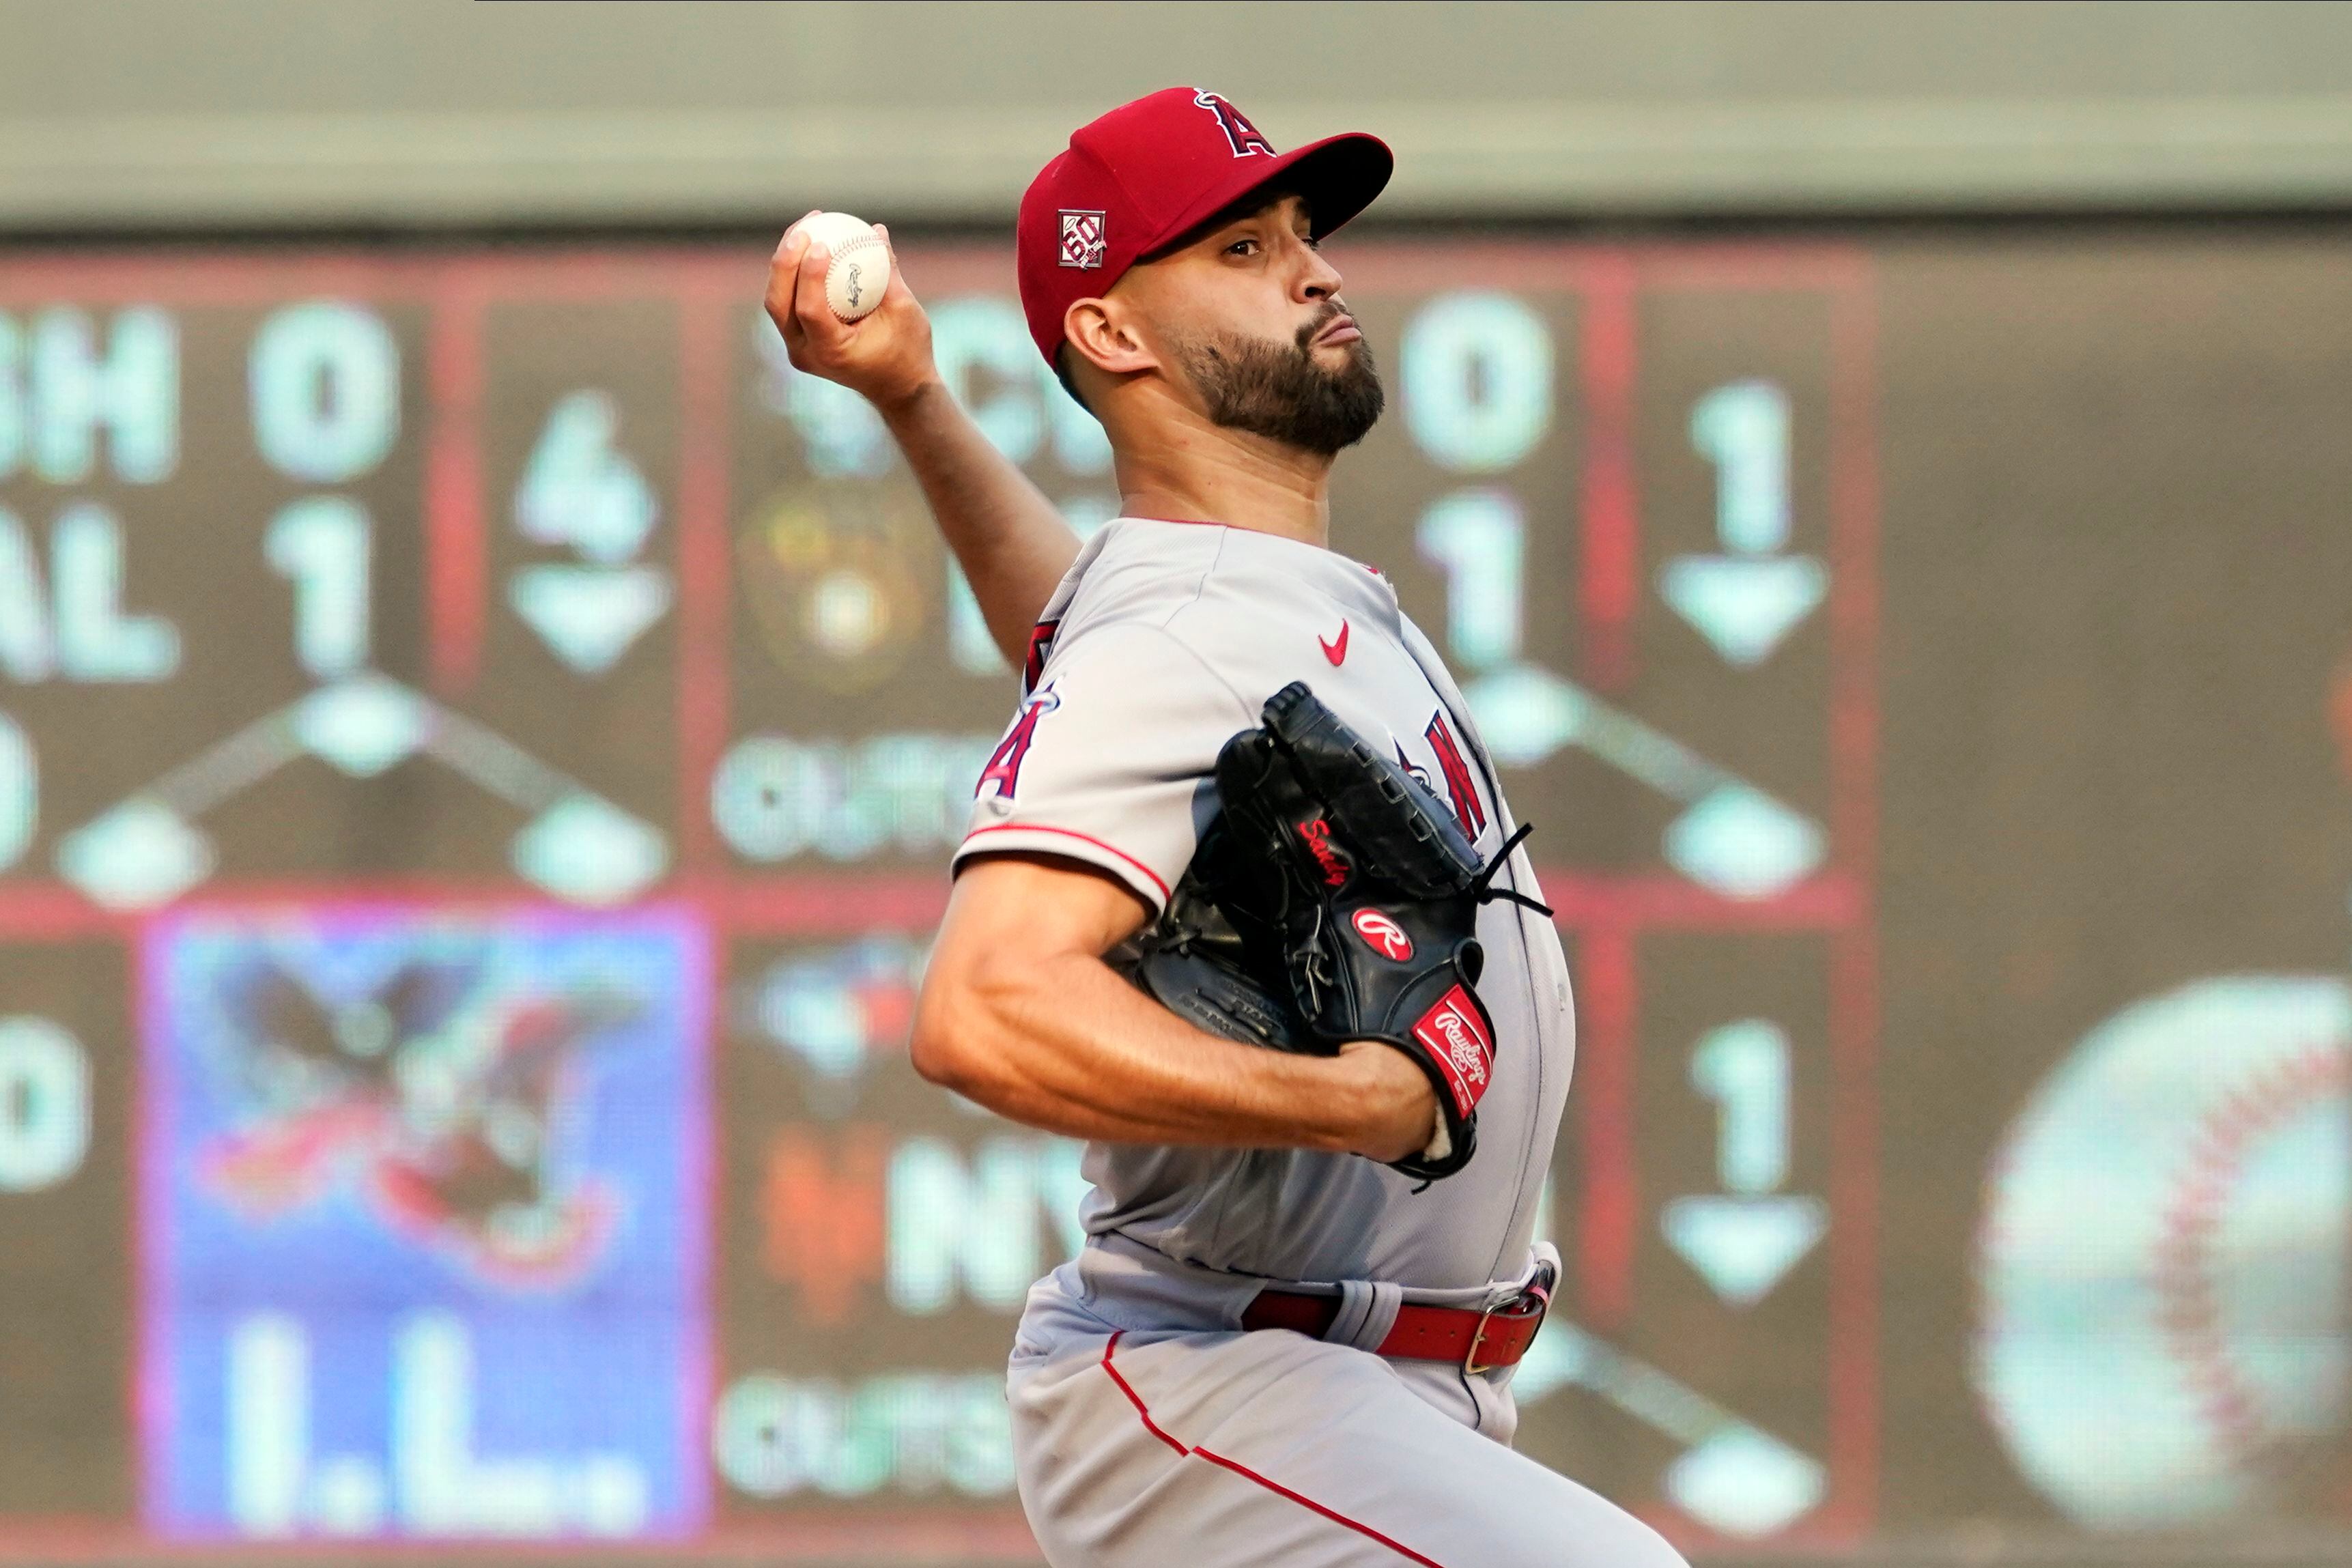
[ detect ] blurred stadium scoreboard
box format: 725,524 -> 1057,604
0,233 -> 2348,1560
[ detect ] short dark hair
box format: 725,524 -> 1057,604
1053,344 -> 1089,413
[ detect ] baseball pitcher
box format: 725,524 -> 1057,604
766,87 -> 1687,1568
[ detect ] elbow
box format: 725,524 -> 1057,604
910,947 -> 1048,1107
907,997 -> 969,1092
909,969 -> 995,1097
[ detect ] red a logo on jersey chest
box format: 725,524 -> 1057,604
1424,712 -> 1487,840
976,688 -> 1059,800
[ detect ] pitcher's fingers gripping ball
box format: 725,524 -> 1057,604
763,212 -> 935,414
784,210 -> 893,322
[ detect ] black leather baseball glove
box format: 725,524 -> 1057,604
1111,681 -> 1548,1182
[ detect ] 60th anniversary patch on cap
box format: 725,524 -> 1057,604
1057,210 -> 1107,270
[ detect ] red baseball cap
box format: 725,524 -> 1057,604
1016,87 -> 1393,366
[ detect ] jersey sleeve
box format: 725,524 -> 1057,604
954,623 -> 1249,913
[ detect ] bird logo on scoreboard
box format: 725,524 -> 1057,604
195,939 -> 644,1289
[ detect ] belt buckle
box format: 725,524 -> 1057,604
1462,1283 -> 1548,1376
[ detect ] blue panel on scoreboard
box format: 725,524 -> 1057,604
137,905 -> 711,1541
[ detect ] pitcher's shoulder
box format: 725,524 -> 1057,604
1050,519 -> 1232,640
1055,522 -> 1365,694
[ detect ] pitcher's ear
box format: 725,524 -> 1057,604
1063,298 -> 1157,379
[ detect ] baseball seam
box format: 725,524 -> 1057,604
2151,1038 -> 2347,1464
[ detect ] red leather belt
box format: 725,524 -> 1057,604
1241,1283 -> 1549,1374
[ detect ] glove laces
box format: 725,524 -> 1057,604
1470,822 -> 1553,916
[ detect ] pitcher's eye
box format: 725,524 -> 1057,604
1226,238 -> 1260,257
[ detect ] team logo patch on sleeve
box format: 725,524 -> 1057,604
1412,983 -> 1495,1119
976,687 -> 1058,800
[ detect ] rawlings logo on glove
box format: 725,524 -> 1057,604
1350,909 -> 1414,961
1413,984 -> 1494,1118
1110,681 -> 1548,1183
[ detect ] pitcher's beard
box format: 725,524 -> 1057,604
1174,309 -> 1385,457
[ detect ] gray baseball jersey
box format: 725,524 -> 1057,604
955,518 -> 1574,1296
959,520 -> 1682,1567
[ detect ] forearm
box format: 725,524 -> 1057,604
763,223 -> 1082,665
915,948 -> 1390,1151
879,379 -> 1083,665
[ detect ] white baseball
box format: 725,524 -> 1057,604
789,211 -> 892,323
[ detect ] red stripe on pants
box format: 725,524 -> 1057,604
1097,1332 -> 1449,1567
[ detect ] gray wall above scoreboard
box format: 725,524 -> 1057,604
5,0 -> 2352,229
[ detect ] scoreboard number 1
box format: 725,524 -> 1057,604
0,711 -> 30,870
265,498 -> 372,680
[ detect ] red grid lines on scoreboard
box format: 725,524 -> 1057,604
0,243 -> 1880,1543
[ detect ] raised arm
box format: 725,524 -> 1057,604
765,220 -> 1081,664
911,854 -> 1437,1156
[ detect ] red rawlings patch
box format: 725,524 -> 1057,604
1412,984 -> 1494,1119
1350,908 -> 1414,961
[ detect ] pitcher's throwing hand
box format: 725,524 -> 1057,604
764,210 -> 932,412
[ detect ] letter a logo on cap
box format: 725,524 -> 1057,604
1193,91 -> 1275,158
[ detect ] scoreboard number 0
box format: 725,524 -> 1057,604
0,1014 -> 89,1191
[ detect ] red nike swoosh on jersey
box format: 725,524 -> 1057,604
1319,621 -> 1349,665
